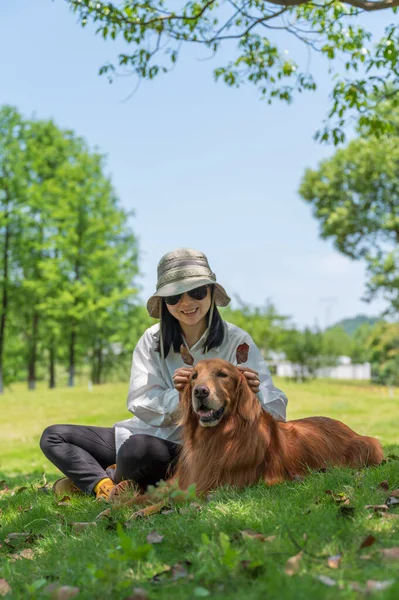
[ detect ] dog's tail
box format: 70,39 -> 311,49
344,435 -> 384,467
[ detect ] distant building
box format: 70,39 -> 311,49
267,353 -> 371,381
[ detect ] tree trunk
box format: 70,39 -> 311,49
68,325 -> 76,387
27,310 -> 39,390
0,206 -> 10,394
49,337 -> 56,388
97,341 -> 103,385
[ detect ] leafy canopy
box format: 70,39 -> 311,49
64,0 -> 399,143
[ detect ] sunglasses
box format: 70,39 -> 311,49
164,285 -> 209,306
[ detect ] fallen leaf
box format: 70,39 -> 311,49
366,580 -> 395,592
70,522 -> 97,532
386,495 -> 399,508
314,575 -> 336,587
151,560 -> 191,583
96,508 -> 112,520
327,554 -> 342,569
45,584 -> 80,599
240,529 -> 276,542
130,502 -> 167,519
180,344 -> 194,366
359,535 -> 376,550
285,551 -> 303,576
380,547 -> 399,561
0,579 -> 11,596
390,489 -> 399,498
171,561 -> 191,581
382,513 -> 399,520
377,480 -> 389,491
9,548 -> 35,562
146,531 -> 164,544
56,496 -> 72,507
236,343 -> 249,364
365,504 -> 389,512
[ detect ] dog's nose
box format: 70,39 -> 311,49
194,385 -> 210,400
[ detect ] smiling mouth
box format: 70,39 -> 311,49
181,308 -> 199,316
196,405 -> 225,423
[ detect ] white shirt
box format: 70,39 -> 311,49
114,321 -> 288,452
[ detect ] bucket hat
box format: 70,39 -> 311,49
147,248 -> 230,318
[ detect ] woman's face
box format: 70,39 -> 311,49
165,286 -> 212,328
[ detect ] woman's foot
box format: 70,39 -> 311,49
52,477 -> 82,496
94,478 -> 116,501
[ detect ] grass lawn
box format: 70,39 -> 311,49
0,378 -> 398,599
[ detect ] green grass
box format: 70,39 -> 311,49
0,379 -> 398,599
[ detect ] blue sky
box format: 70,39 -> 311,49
1,1 -> 391,328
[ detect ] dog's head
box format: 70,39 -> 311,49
180,358 -> 261,428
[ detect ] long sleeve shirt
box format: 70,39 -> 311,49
114,321 -> 288,452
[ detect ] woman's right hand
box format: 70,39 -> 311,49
172,367 -> 193,391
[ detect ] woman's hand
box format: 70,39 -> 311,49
237,366 -> 261,394
172,367 -> 193,391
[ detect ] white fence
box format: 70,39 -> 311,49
275,361 -> 371,380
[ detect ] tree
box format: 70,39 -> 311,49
0,107 -> 28,393
299,122 -> 399,316
0,105 -> 141,390
64,0 -> 399,143
222,299 -> 289,356
367,321 -> 399,386
281,326 -> 325,379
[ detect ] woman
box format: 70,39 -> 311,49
40,248 -> 288,500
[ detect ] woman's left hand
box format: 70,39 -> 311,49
237,366 -> 261,394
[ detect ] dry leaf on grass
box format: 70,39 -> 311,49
377,480 -> 389,491
56,496 -> 72,507
381,513 -> 399,520
0,579 -> 11,596
390,489 -> 399,497
386,495 -> 399,508
350,580 -> 395,593
365,504 -> 389,512
314,575 -> 337,587
285,551 -> 303,576
43,584 -> 80,599
151,560 -> 192,583
146,531 -> 164,544
8,548 -> 35,562
96,508 -> 112,520
359,535 -> 376,550
380,547 -> 399,561
327,554 -> 342,569
240,529 -> 276,542
130,502 -> 168,519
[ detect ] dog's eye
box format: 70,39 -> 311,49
217,371 -> 228,378
191,372 -> 198,380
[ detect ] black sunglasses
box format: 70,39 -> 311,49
164,285 -> 209,306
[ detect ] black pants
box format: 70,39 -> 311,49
39,425 -> 181,494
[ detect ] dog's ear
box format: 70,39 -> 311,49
236,373 -> 262,424
177,381 -> 193,426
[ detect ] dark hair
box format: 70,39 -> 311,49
156,285 -> 225,358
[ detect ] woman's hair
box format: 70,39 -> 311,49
156,285 -> 225,357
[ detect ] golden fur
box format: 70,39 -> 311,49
174,358 -> 384,493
